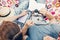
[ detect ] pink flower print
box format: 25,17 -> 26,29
2,1 -> 6,6
8,5 -> 10,7
51,11 -> 55,15
46,0 -> 49,3
7,0 -> 12,5
7,0 -> 10,4
52,0 -> 57,5
58,14 -> 60,16
0,3 -> 2,6
15,0 -> 19,4
7,0 -> 13,7
45,17 -> 48,20
55,16 -> 58,19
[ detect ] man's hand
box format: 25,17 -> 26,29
26,20 -> 34,26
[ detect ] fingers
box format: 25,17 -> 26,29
21,10 -> 28,16
26,20 -> 34,26
19,10 -> 28,16
29,21 -> 34,26
39,8 -> 47,15
23,10 -> 28,13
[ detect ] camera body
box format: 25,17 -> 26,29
30,9 -> 49,25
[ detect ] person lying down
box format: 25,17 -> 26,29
0,20 -> 34,40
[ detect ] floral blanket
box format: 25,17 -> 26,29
0,0 -> 19,7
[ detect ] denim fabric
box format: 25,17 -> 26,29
27,24 -> 60,40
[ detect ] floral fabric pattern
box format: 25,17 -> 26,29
0,0 -> 19,7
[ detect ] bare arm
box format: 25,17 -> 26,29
13,20 -> 34,40
22,20 -> 34,35
4,10 -> 28,21
45,11 -> 54,20
39,8 -> 57,23
11,10 -> 28,20
21,20 -> 34,40
39,8 -> 54,20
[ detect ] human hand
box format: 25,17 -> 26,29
39,8 -> 47,15
25,20 -> 34,26
21,10 -> 28,16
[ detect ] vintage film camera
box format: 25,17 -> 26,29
27,9 -> 49,25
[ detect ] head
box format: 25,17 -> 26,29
0,21 -> 20,40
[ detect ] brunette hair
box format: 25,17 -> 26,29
0,21 -> 20,40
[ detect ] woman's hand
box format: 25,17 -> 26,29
39,8 -> 54,20
25,20 -> 34,26
20,10 -> 28,16
39,8 -> 47,15
22,20 -> 34,39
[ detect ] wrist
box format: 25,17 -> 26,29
25,23 -> 29,28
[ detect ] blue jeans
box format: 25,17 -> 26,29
27,24 -> 60,40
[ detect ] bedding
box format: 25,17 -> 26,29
36,0 -> 46,4
12,0 -> 29,27
0,0 -> 19,7
11,1 -> 29,15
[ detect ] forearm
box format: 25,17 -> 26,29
22,23 -> 29,35
45,12 -> 57,23
45,12 -> 54,20
3,15 -> 23,22
4,10 -> 28,21
12,10 -> 28,20
39,8 -> 55,20
18,11 -> 28,17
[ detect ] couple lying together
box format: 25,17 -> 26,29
0,7 -> 60,40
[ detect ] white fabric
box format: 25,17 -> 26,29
18,14 -> 28,23
28,0 -> 45,11
0,7 -> 15,23
0,7 -> 10,16
18,0 -> 45,23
